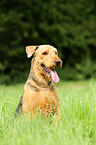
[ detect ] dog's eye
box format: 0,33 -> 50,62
55,52 -> 57,55
55,52 -> 58,55
42,52 -> 48,55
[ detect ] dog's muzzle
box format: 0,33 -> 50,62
41,63 -> 60,83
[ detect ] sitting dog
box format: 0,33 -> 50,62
15,45 -> 62,121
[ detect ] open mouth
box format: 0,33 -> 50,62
41,64 -> 51,75
41,64 -> 59,83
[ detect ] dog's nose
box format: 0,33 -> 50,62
55,60 -> 61,66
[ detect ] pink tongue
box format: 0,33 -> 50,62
49,69 -> 60,83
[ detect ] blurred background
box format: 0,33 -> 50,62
0,0 -> 96,84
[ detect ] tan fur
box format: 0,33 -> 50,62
22,45 -> 62,120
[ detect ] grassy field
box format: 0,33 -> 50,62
0,80 -> 96,145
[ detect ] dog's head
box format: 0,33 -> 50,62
26,45 -> 62,83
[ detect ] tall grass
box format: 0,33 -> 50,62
0,80 -> 96,145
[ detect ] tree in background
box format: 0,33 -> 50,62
0,0 -> 96,84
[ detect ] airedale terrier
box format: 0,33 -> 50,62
15,45 -> 62,121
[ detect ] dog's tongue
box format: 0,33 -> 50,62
49,69 -> 59,83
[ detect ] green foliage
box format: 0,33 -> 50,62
0,0 -> 96,83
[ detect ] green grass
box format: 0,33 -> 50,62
0,80 -> 96,145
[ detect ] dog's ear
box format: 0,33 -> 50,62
26,46 -> 38,58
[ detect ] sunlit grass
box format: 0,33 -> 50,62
0,80 -> 96,145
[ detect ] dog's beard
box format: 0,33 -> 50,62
41,64 -> 60,83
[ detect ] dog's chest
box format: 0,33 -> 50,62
23,84 -> 60,115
